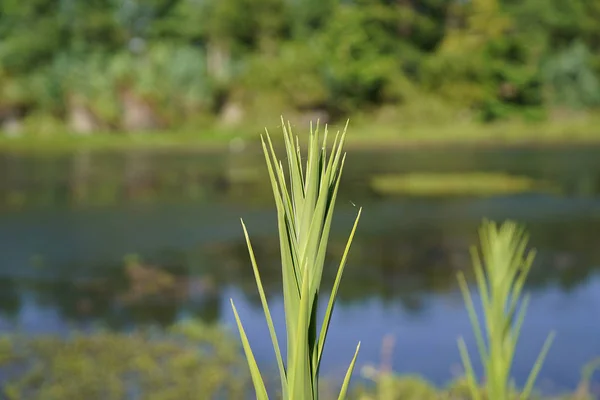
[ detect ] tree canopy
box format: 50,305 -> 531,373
0,0 -> 599,133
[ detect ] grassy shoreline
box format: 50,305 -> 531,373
1,116 -> 600,154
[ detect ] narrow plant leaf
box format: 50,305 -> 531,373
262,134 -> 295,227
503,296 -> 529,383
458,337 -> 482,400
260,140 -> 301,359
509,250 -> 536,314
303,171 -> 331,298
299,124 -> 321,255
457,272 -> 489,365
241,220 -> 288,398
321,124 -> 329,161
521,331 -> 556,399
317,207 -> 362,367
289,258 -> 312,399
510,295 -> 530,346
295,135 -> 304,183
230,300 -> 269,400
469,247 -> 491,340
277,159 -> 303,287
337,342 -> 361,400
279,118 -> 304,214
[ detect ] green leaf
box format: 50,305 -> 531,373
337,341 -> 361,400
521,331 -> 556,399
240,219 -> 288,398
230,299 -> 269,400
289,258 -> 313,399
458,337 -> 482,400
234,119 -> 360,400
317,206 -> 361,368
457,271 -> 488,367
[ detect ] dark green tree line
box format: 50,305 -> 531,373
0,0 -> 599,133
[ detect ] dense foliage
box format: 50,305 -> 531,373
1,0 -> 600,133
0,327 -> 596,399
0,322 -> 249,399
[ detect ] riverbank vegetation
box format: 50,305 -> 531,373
1,0 -> 600,142
0,323 -> 597,399
2,114 -> 600,154
2,115 -> 600,158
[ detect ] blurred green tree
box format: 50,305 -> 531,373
1,0 -> 599,131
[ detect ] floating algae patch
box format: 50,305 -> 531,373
370,172 -> 558,197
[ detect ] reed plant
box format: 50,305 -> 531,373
230,118 -> 362,400
457,220 -> 556,400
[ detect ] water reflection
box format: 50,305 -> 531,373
2,146 -> 600,210
0,146 -> 600,392
1,216 -> 599,322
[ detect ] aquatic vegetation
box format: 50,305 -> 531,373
230,118 -> 362,399
351,372 -> 597,400
0,321 -> 247,400
353,317 -> 597,400
370,172 -> 558,197
346,220 -> 599,400
457,220 -> 555,400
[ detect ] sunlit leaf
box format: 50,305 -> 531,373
230,300 -> 269,400
233,118 -> 360,399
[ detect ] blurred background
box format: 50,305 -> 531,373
1,0 -> 600,399
1,0 -> 600,134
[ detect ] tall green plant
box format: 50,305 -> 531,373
457,220 -> 556,400
230,118 -> 362,399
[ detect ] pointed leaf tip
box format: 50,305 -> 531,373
337,341 -> 362,400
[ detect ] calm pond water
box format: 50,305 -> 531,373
1,145 -> 600,394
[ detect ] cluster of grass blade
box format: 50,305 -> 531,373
230,118 -> 362,400
457,220 -> 556,400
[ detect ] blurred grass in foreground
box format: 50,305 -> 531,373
0,323 -> 596,399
